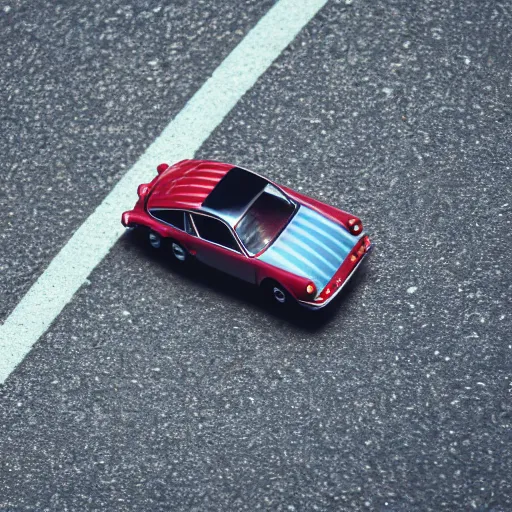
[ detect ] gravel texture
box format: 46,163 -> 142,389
0,0 -> 273,322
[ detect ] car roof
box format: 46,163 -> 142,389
201,166 -> 269,226
147,160 -> 234,211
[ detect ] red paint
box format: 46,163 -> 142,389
314,237 -> 367,304
122,159 -> 372,308
147,160 -> 232,210
157,163 -> 169,174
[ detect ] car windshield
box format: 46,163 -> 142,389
235,184 -> 295,255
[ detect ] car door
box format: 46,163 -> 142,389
189,213 -> 256,284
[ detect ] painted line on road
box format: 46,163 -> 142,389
0,0 -> 329,384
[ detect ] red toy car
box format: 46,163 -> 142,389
122,159 -> 372,309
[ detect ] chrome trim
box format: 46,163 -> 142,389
298,247 -> 371,309
171,242 -> 187,261
273,287 -> 286,304
186,212 -> 198,236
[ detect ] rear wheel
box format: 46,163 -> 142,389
148,230 -> 162,249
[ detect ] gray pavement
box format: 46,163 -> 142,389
1,0 -> 511,511
0,0 -> 273,322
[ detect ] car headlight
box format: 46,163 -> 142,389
306,282 -> 316,297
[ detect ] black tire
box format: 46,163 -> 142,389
262,280 -> 291,307
148,230 -> 162,249
170,240 -> 187,262
124,222 -> 141,234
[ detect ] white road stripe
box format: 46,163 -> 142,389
0,0 -> 329,384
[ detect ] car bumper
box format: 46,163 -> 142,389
298,243 -> 372,309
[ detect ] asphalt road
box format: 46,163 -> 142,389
1,0 -> 511,511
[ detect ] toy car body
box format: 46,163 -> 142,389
122,159 -> 372,308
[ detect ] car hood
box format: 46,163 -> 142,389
258,205 -> 361,292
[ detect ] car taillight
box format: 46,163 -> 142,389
306,282 -> 316,296
348,218 -> 363,235
363,235 -> 372,252
157,163 -> 169,174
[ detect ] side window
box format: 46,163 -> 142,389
192,214 -> 240,252
184,213 -> 197,236
151,209 -> 184,230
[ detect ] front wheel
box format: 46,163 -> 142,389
262,280 -> 291,307
171,241 -> 187,262
272,285 -> 287,304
